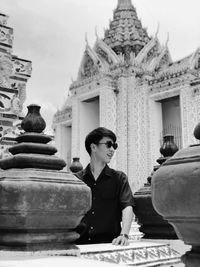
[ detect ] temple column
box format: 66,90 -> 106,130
54,124 -> 62,158
100,80 -> 117,169
127,75 -> 150,193
71,96 -> 80,159
180,80 -> 200,147
116,76 -> 128,174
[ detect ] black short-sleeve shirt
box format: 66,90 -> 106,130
75,164 -> 135,244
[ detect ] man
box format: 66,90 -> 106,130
75,127 -> 135,246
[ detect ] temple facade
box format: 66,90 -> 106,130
0,13 -> 32,157
53,0 -> 200,192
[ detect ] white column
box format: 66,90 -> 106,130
71,97 -> 80,158
100,84 -> 117,169
180,82 -> 200,147
54,124 -> 62,157
180,84 -> 197,147
116,76 -> 128,174
127,76 -> 150,193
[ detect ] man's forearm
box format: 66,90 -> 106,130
120,206 -> 134,236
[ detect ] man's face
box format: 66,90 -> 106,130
92,136 -> 116,164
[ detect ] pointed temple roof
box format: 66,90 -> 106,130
103,0 -> 150,60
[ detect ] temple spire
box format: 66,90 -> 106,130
103,0 -> 150,60
117,0 -> 132,9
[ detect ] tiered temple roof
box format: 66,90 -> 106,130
103,0 -> 150,60
55,0 -> 200,110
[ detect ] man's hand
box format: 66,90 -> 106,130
112,235 -> 129,246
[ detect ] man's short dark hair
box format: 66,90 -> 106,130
85,127 -> 116,155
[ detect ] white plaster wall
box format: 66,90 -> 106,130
64,125 -> 72,170
149,98 -> 163,168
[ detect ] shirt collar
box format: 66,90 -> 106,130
83,164 -> 112,179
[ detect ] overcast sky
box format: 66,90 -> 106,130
1,0 -> 200,133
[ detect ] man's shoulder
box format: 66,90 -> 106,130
107,166 -> 127,180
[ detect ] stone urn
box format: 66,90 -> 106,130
159,134 -> 178,158
133,135 -> 178,239
152,125 -> 200,266
70,157 -> 83,173
21,104 -> 46,133
0,104 -> 91,250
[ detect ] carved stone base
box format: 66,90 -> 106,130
0,244 -> 80,258
0,231 -> 79,251
78,242 -> 181,266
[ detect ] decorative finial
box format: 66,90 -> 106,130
155,22 -> 160,37
71,76 -> 74,83
85,32 -> 88,47
165,32 -> 169,47
95,26 -> 99,40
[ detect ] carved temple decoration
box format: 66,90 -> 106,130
53,0 -> 200,193
0,13 -> 32,157
103,0 -> 150,61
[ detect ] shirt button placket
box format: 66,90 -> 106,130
93,182 -> 96,201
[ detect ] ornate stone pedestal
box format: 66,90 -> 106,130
0,104 -> 91,250
133,135 -> 178,239
152,124 -> 200,266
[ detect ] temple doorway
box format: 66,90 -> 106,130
79,96 -> 100,167
160,96 -> 182,148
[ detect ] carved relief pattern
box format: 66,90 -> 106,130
12,58 -> 32,77
0,93 -> 11,112
180,84 -> 200,147
0,25 -> 13,47
0,52 -> 12,88
100,86 -> 117,168
127,77 -> 150,192
116,76 -> 128,174
96,47 -> 110,64
145,44 -> 159,64
53,108 -> 72,124
80,53 -> 99,80
10,94 -> 22,115
180,85 -> 196,147
193,87 -> 200,130
0,15 -> 8,26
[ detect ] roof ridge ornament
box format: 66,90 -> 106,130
85,32 -> 89,47
95,26 -> 99,40
155,22 -> 160,38
165,32 -> 169,47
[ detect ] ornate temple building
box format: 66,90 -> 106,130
53,0 -> 200,192
0,13 -> 32,157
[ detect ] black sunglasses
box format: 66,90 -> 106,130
98,141 -> 118,150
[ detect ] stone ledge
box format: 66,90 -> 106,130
78,242 -> 181,266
